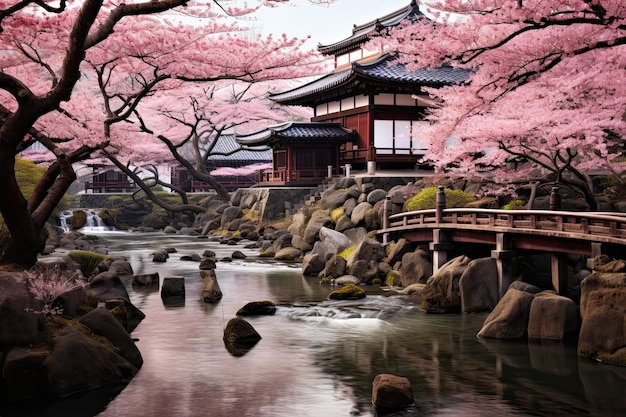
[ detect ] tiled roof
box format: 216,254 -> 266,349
236,122 -> 355,146
317,1 -> 422,56
199,133 -> 272,161
268,54 -> 470,105
356,55 -> 471,84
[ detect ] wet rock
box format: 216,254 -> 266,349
527,293 -> 578,340
421,255 -> 470,313
371,373 -> 414,412
223,317 -> 261,345
132,272 -> 160,287
459,257 -> 499,313
236,300 -> 276,316
477,288 -> 534,339
400,249 -> 433,287
46,326 -> 138,397
274,247 -> 301,261
328,283 -> 365,300
79,307 -> 143,368
200,270 -> 222,303
161,276 -> 185,298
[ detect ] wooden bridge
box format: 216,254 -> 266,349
378,188 -> 626,298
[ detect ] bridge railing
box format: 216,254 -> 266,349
384,207 -> 626,240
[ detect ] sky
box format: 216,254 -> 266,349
250,0 -> 412,47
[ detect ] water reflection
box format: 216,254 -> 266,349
4,231 -> 626,417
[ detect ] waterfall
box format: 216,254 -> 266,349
58,209 -> 116,232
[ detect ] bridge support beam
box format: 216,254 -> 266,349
430,229 -> 453,273
551,254 -> 569,295
491,233 -> 515,299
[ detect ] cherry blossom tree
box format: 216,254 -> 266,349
388,0 -> 626,209
105,79 -> 312,208
0,0 -> 323,267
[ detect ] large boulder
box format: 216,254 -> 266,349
346,238 -> 385,270
320,254 -> 347,280
45,326 -> 138,397
383,238 -> 413,265
0,275 -> 40,347
371,373 -> 414,412
477,288 -> 534,339
400,249 -> 433,287
527,293 -> 579,340
303,211 -> 333,244
421,255 -> 470,313
79,307 -> 143,369
319,227 -> 350,255
350,202 -> 373,226
89,271 -> 145,331
459,257 -> 499,313
578,284 -> 626,366
321,188 -> 350,210
579,272 -> 626,318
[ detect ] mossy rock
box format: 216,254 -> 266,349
328,283 -> 366,300
236,300 -> 277,316
70,210 -> 87,230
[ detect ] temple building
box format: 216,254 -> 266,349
238,1 -> 470,186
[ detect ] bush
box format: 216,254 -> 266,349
502,199 -> 525,210
68,251 -> 109,277
405,186 -> 475,211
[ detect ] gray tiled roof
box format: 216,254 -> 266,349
357,55 -> 471,84
236,122 -> 354,146
317,1 -> 422,56
268,54 -> 470,104
200,133 -> 272,161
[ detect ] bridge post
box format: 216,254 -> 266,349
492,233 -> 515,299
551,254 -> 568,295
382,195 -> 392,245
549,186 -> 561,210
436,186 -> 446,223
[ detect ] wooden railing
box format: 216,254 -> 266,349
382,208 -> 626,243
84,181 -> 136,193
260,168 -> 330,183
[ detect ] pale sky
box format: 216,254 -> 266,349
251,0 -> 412,47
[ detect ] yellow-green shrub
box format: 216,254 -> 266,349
405,186 -> 475,211
502,199 -> 525,210
69,251 -> 109,276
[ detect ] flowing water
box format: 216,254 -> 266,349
4,231 -> 626,417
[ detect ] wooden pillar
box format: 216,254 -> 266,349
436,186 -> 445,224
551,254 -> 568,295
430,229 -> 453,273
382,195 -> 392,245
491,233 -> 515,299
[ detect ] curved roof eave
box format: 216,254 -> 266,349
268,54 -> 471,106
317,1 -> 422,56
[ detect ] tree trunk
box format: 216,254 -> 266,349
0,154 -> 46,267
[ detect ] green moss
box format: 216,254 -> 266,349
328,283 -> 366,300
68,251 -> 109,277
406,186 -> 476,211
330,207 -> 344,223
338,246 -> 356,260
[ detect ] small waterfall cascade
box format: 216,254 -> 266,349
58,209 -> 116,232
